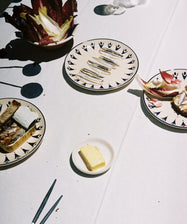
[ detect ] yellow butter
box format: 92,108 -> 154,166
79,144 -> 105,171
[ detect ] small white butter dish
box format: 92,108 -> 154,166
72,137 -> 114,175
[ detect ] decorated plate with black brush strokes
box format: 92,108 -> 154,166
0,98 -> 46,168
143,69 -> 187,130
64,38 -> 139,91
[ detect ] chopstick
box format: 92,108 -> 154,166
39,195 -> 63,224
31,179 -> 62,224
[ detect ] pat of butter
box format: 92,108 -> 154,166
79,144 -> 105,171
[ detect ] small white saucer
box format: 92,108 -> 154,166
71,137 -> 114,175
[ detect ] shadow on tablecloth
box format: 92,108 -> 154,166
0,37 -> 74,63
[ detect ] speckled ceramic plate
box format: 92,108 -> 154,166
64,38 -> 139,91
0,98 -> 46,168
143,69 -> 187,130
72,137 -> 114,175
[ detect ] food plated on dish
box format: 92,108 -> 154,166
72,137 -> 114,175
137,69 -> 181,100
64,38 -> 139,91
138,69 -> 187,129
4,0 -> 77,49
79,144 -> 106,171
0,100 -> 37,152
0,98 -> 45,168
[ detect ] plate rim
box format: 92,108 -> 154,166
0,97 -> 46,168
64,37 -> 139,91
143,68 -> 187,130
71,137 -> 115,175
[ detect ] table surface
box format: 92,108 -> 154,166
0,0 -> 187,223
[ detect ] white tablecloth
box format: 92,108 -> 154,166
0,0 -> 187,223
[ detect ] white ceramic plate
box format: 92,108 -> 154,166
71,137 -> 114,175
0,98 -> 46,168
143,69 -> 187,130
64,38 -> 139,91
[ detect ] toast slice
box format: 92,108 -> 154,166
0,100 -> 37,152
172,89 -> 187,117
0,100 -> 20,128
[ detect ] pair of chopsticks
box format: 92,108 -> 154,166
31,179 -> 63,224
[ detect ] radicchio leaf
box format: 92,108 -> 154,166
31,0 -> 63,26
4,0 -> 78,45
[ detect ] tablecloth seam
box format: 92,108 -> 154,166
93,1 -> 181,223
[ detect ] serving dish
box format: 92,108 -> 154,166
71,137 -> 114,175
0,98 -> 46,168
29,24 -> 78,50
143,69 -> 187,130
64,38 -> 139,91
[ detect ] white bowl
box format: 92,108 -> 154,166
29,35 -> 73,50
29,23 -> 78,50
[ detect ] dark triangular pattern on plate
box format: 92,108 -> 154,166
126,54 -> 132,59
126,73 -> 133,76
122,49 -> 127,54
108,43 -> 112,48
67,66 -> 74,71
36,126 -> 43,131
91,85 -> 94,88
75,49 -> 81,55
172,120 -> 176,125
36,117 -> 41,123
182,72 -> 187,80
128,66 -> 135,70
154,111 -> 161,116
148,105 -> 155,109
172,72 -> 178,79
82,83 -> 86,86
91,42 -> 95,49
14,153 -> 20,159
115,44 -> 121,51
99,41 -> 104,48
100,85 -> 104,89
70,73 -> 76,77
109,84 -> 113,88
116,82 -> 120,85
70,54 -> 77,60
22,148 -> 29,154
7,101 -> 11,108
122,78 -> 127,82
32,134 -> 41,139
4,156 -> 10,163
82,45 -> 88,51
128,60 -> 135,64
67,60 -> 74,65
28,142 -> 37,147
162,116 -> 168,121
181,121 -> 186,127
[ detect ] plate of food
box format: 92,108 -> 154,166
4,0 -> 78,50
0,98 -> 46,168
139,69 -> 187,130
64,38 -> 139,91
71,137 -> 114,175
